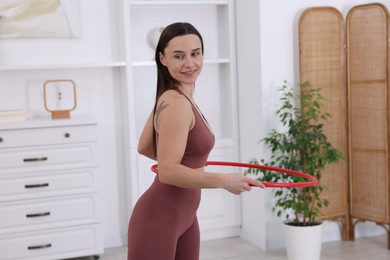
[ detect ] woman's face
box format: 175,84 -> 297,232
159,34 -> 203,87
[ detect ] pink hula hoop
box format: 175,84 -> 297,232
150,161 -> 318,188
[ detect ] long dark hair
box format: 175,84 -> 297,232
152,22 -> 204,156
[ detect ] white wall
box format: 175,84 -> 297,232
235,0 -> 267,249
237,0 -> 390,250
0,1 -> 119,65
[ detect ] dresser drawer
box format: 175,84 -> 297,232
0,225 -> 103,260
0,194 -> 102,234
0,125 -> 98,148
0,169 -> 100,202
0,143 -> 98,172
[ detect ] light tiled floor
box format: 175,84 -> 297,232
69,235 -> 390,260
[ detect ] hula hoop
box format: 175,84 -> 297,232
150,161 -> 318,188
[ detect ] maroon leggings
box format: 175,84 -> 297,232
127,176 -> 201,260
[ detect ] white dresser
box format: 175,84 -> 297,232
0,116 -> 103,260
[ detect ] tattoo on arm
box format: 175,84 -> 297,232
155,101 -> 169,130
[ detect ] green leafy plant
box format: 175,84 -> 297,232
246,81 -> 344,226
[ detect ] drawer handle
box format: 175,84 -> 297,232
0,137 -> 3,143
25,183 -> 49,189
26,212 -> 50,218
64,132 -> 70,138
28,243 -> 52,250
23,157 -> 48,162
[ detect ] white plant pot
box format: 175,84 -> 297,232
283,221 -> 323,260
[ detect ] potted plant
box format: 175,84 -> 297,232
245,81 -> 344,260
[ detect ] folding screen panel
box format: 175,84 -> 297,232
299,7 -> 349,238
347,3 -> 390,244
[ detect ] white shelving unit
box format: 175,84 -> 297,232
0,62 -> 126,71
119,0 -> 241,240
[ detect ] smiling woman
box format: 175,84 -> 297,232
0,0 -> 81,38
127,22 -> 264,260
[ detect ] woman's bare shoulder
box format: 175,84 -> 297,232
155,90 -> 194,132
158,89 -> 191,109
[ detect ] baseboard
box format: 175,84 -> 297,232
103,226 -> 241,250
102,222 -> 387,251
104,236 -> 126,249
240,228 -> 267,249
200,226 -> 241,241
241,220 -> 387,250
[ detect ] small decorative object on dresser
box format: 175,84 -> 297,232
43,79 -> 77,119
0,116 -> 103,260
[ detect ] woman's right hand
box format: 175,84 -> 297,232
222,173 -> 265,195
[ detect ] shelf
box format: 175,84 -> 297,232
129,0 -> 228,7
132,58 -> 230,67
0,115 -> 98,130
0,61 -> 127,71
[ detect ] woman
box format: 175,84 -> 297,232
127,22 -> 264,260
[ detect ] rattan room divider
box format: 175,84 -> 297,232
299,6 -> 349,240
347,3 -> 390,247
299,3 -> 390,248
